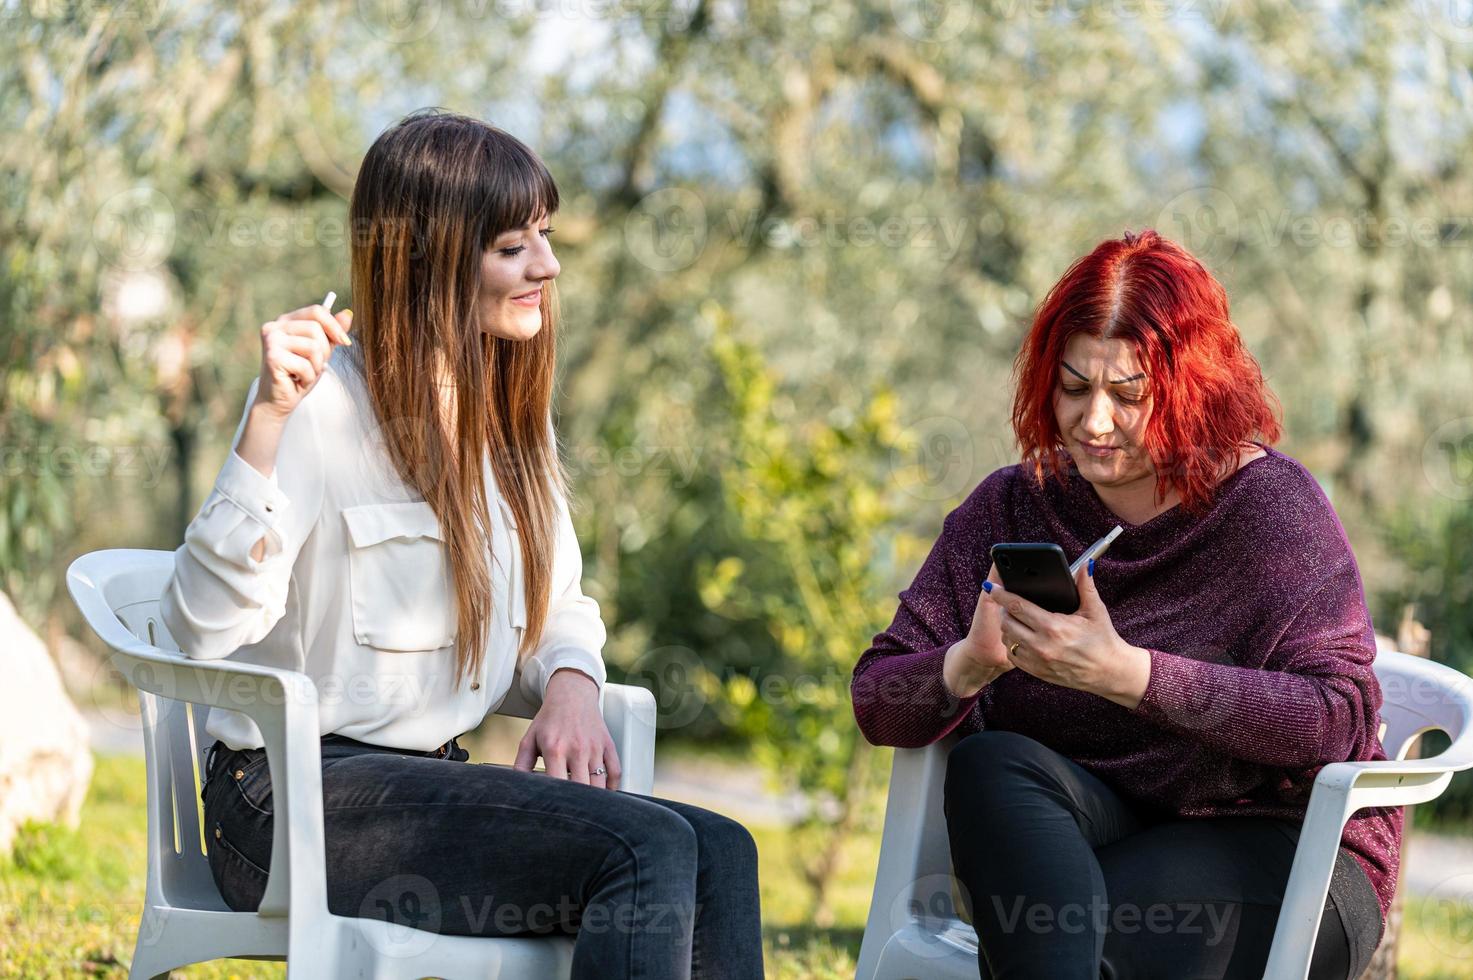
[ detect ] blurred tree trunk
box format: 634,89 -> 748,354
168,417 -> 196,538
157,319 -> 201,537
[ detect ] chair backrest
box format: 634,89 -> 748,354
71,549 -> 227,912
1372,649 -> 1473,764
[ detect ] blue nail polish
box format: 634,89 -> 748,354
982,581 -> 993,594
1088,558 -> 1095,577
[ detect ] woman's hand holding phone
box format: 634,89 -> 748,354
943,564 -> 1017,698
994,561 -> 1154,710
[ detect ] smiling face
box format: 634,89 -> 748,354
1052,333 -> 1157,491
478,214 -> 559,341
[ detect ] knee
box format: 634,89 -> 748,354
587,807 -> 696,920
688,810 -> 759,878
945,730 -> 1051,810
627,805 -> 700,875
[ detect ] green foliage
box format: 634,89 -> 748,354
1381,497 -> 1473,679
1379,489 -> 1473,828
6,821 -> 88,882
12,0 -> 1473,633
700,301 -> 905,921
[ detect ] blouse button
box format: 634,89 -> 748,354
471,682 -> 480,691
264,504 -> 273,512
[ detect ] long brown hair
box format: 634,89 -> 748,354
347,108 -> 567,687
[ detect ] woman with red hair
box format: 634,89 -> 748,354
852,230 -> 1399,978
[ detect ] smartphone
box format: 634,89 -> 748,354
989,543 -> 1080,614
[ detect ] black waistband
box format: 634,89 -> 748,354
208,733 -> 468,774
320,732 -> 467,760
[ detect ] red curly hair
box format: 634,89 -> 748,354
1010,229 -> 1283,516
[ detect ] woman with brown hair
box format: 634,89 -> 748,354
162,109 -> 763,979
852,230 -> 1400,978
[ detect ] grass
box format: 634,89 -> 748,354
3,753 -> 1472,977
1401,893 -> 1473,978
0,754 -> 872,978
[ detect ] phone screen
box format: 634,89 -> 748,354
989,543 -> 1080,614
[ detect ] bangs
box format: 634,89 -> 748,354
479,133 -> 560,245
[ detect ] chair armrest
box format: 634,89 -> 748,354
88,642 -> 328,920
1308,758 -> 1465,802
856,737 -> 960,980
1264,756 -> 1465,979
496,677 -> 657,795
67,551 -> 329,921
1266,653 -> 1473,977
600,684 -> 657,796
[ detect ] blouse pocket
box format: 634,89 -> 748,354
342,501 -> 457,652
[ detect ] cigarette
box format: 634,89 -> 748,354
1069,524 -> 1123,577
319,290 -> 351,346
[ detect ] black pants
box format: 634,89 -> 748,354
943,731 -> 1383,979
202,733 -> 764,980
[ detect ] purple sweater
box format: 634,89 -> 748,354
852,444 -> 1403,926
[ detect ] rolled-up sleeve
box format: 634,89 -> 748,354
518,489 -> 608,704
852,476 -> 996,748
161,379 -> 325,660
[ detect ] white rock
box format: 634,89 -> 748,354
0,591 -> 93,856
51,633 -> 102,699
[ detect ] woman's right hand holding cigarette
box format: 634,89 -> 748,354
236,302 -> 352,486
254,303 -> 353,421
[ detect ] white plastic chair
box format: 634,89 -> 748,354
68,548 -> 658,980
855,648 -> 1473,980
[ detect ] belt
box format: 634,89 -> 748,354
320,732 -> 466,759
207,733 -> 467,775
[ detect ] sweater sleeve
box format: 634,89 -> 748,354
852,480 -> 995,748
160,379 -> 325,660
1128,553 -> 1383,769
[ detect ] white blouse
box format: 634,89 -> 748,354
161,347 -> 608,752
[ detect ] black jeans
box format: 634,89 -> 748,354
202,733 -> 764,980
943,731 -> 1383,979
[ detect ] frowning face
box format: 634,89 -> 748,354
1053,333 -> 1156,491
